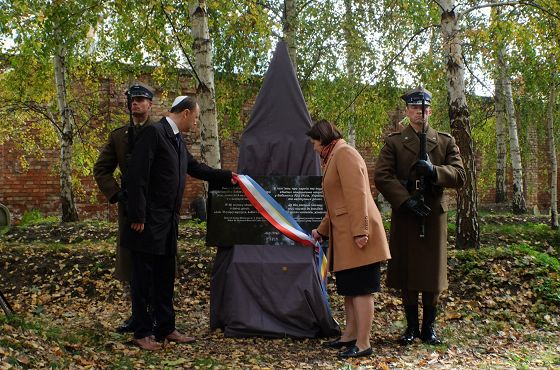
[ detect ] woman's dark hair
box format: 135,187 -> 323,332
170,96 -> 197,113
306,119 -> 343,145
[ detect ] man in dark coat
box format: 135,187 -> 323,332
93,82 -> 155,333
373,87 -> 465,345
126,95 -> 235,351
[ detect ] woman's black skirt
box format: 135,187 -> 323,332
335,262 -> 381,296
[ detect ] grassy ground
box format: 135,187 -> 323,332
0,214 -> 559,369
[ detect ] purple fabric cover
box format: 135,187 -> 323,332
209,41 -> 339,338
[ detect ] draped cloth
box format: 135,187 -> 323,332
233,174 -> 329,291
209,41 -> 339,338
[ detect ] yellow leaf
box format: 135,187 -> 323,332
445,311 -> 462,320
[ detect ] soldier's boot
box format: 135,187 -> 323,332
398,305 -> 420,345
117,282 -> 138,333
420,306 -> 442,345
116,314 -> 137,333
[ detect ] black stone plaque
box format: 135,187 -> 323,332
206,176 -> 325,246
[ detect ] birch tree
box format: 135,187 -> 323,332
343,0 -> 357,146
283,0 -> 297,72
494,76 -> 508,203
53,43 -> 79,221
190,0 -> 221,169
546,78 -> 558,228
517,4 -> 560,227
205,1 -> 272,134
489,5 -> 509,204
498,45 -> 527,214
439,0 -> 480,249
0,0 -> 104,222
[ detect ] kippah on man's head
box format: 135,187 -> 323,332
126,82 -> 154,100
170,95 -> 197,113
401,86 -> 432,106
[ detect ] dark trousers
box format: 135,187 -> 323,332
402,290 -> 440,307
130,251 -> 176,339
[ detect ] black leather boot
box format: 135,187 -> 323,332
420,306 -> 442,345
116,314 -> 137,333
398,305 -> 420,345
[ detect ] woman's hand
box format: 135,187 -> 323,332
311,229 -> 323,243
354,235 -> 368,248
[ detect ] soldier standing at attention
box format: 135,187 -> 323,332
373,87 -> 465,345
93,83 -> 155,334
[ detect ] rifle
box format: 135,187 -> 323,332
416,97 -> 428,238
0,290 -> 13,315
122,90 -> 135,195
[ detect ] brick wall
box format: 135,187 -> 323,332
1,133 -> 558,223
0,77 -> 558,223
0,129 -> 237,222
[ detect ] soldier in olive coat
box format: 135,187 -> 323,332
93,83 -> 155,333
373,87 -> 465,345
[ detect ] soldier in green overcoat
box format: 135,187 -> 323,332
374,87 -> 465,345
93,83 -> 155,333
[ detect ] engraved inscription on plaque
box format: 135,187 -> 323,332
206,176 -> 325,246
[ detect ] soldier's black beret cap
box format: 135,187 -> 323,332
401,86 -> 431,106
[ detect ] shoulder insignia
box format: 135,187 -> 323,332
438,131 -> 453,138
388,132 -> 400,137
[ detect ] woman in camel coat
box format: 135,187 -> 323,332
308,120 -> 391,359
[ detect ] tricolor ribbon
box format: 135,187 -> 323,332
233,174 -> 329,289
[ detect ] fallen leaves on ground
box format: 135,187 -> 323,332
0,216 -> 559,369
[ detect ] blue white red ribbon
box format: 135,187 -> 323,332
233,174 -> 329,289
233,174 -> 317,249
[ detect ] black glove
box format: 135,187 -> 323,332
415,158 -> 435,179
403,196 -> 431,217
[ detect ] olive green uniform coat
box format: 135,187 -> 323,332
317,140 -> 391,273
373,125 -> 465,292
93,120 -> 154,281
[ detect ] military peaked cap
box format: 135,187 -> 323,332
401,86 -> 431,106
126,83 -> 154,100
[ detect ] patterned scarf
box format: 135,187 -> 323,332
320,139 -> 340,166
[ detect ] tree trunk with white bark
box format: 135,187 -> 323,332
494,76 -> 508,203
190,0 -> 221,170
53,45 -> 79,222
283,0 -> 297,72
498,47 -> 527,214
546,80 -> 558,228
343,0 -> 356,147
440,1 -> 480,249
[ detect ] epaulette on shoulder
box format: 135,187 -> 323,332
388,132 -> 400,137
438,131 -> 452,138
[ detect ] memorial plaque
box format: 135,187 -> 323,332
206,176 -> 325,246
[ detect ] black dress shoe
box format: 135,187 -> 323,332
338,345 -> 373,358
116,315 -> 137,334
322,337 -> 357,349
